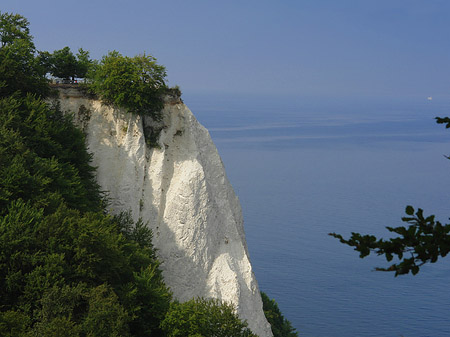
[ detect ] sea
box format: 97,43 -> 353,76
184,92 -> 450,337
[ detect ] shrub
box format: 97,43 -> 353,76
161,298 -> 257,337
87,51 -> 167,118
261,291 -> 298,337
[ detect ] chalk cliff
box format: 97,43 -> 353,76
55,87 -> 273,337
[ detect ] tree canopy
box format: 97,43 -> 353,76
0,12 -> 49,98
87,51 -> 167,117
0,34 -> 172,332
39,47 -> 93,82
0,94 -> 103,215
48,47 -> 78,81
161,298 -> 257,337
0,202 -> 172,336
0,12 -> 30,47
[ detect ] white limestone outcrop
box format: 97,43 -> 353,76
55,87 -> 273,337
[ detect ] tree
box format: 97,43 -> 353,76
75,48 -> 92,79
330,117 -> 450,276
87,51 -> 167,117
37,50 -> 53,75
0,94 -> 103,214
161,298 -> 257,337
0,12 -> 49,97
0,201 -> 173,335
261,292 -> 298,337
0,11 -> 265,337
39,47 -> 92,82
0,12 -> 30,47
49,46 -> 78,82
0,13 -> 173,332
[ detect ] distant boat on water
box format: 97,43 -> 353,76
427,96 -> 433,101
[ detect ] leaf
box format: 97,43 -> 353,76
386,253 -> 393,262
405,205 -> 414,216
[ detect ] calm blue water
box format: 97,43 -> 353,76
185,93 -> 450,337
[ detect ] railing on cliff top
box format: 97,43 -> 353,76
49,78 -> 86,85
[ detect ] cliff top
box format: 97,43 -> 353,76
50,83 -> 183,105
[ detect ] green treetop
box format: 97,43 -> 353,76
0,12 -> 49,97
41,47 -> 93,82
161,297 -> 257,337
87,51 -> 167,117
0,12 -> 30,47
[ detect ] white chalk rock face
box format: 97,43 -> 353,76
56,88 -> 273,337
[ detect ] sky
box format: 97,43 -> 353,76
3,0 -> 450,100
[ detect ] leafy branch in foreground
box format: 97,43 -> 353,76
436,116 -> 450,128
330,206 -> 450,276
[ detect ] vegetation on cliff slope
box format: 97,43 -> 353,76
0,13 -> 172,333
0,11 -> 299,336
161,298 -> 257,337
261,292 -> 298,337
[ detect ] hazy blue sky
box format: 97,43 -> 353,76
3,0 -> 450,99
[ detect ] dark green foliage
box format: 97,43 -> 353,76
0,201 -> 172,336
0,11 -> 262,337
330,206 -> 450,276
161,297 -> 257,337
0,12 -> 173,334
436,116 -> 450,128
43,46 -> 93,81
49,46 -> 78,81
75,48 -> 92,79
261,292 -> 298,337
0,12 -> 49,98
0,94 -> 103,214
87,51 -> 167,117
0,12 -> 30,47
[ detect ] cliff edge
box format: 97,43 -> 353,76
55,87 -> 273,337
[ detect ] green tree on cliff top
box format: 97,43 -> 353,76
41,47 -> 93,82
87,50 -> 167,117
